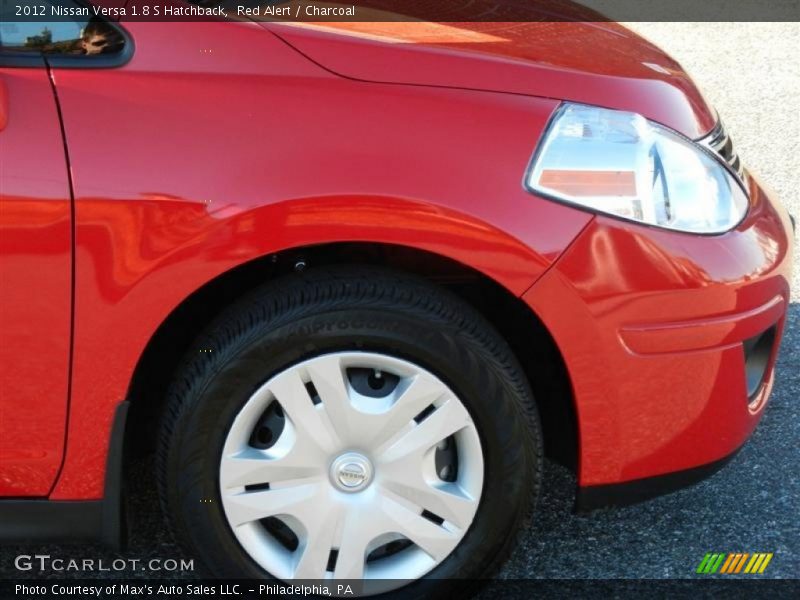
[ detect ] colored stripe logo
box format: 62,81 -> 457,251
697,552 -> 773,574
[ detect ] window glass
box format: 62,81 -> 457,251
0,1 -> 125,56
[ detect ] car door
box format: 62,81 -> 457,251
0,25 -> 73,495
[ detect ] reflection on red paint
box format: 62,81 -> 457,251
0,70 -> 72,496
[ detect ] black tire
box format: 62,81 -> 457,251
156,266 -> 542,596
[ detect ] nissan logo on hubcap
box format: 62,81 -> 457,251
330,453 -> 373,492
338,463 -> 367,487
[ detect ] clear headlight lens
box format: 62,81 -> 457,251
525,103 -> 748,234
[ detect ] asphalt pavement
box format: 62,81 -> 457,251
1,23 -> 798,584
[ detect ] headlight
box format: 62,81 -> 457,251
525,103 -> 748,234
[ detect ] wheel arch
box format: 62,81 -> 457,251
123,242 -> 578,476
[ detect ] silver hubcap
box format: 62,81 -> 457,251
219,352 -> 484,590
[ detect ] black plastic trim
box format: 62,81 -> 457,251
102,400 -> 129,548
0,401 -> 128,547
743,325 -> 777,401
575,444 -> 743,513
0,499 -> 103,541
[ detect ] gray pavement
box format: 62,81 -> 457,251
1,23 -> 798,583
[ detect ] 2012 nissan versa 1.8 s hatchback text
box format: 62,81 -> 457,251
0,1 -> 794,593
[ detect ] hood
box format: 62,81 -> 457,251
264,20 -> 716,139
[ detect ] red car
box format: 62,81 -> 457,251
0,2 -> 794,592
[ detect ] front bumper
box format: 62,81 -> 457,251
523,171 -> 794,505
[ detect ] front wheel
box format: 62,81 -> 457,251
157,267 -> 542,595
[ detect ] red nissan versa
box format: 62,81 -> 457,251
0,0 -> 795,592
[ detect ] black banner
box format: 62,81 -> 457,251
2,579 -> 800,599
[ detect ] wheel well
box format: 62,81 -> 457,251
124,242 -> 578,471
